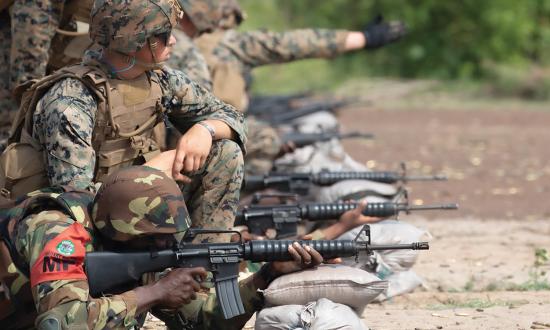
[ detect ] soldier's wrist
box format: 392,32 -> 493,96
196,121 -> 216,139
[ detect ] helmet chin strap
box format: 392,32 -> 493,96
134,38 -> 165,70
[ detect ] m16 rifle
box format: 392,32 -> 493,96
243,167 -> 447,195
247,92 -> 312,116
235,199 -> 458,238
85,226 -> 429,319
281,131 -> 374,149
261,98 -> 364,126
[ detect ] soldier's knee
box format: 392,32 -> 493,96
209,139 -> 244,173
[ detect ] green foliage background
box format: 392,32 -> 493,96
239,0 -> 550,94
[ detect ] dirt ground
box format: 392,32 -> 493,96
145,80 -> 550,329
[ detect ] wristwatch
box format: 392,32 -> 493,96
197,121 -> 216,138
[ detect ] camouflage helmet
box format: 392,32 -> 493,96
90,0 -> 183,54
178,0 -> 223,33
92,166 -> 190,242
219,0 -> 245,29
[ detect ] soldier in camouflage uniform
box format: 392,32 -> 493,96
168,0 -> 407,175
0,165 -> 324,329
3,0 -> 247,243
0,0 -> 94,151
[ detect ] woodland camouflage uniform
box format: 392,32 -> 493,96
4,0 -> 247,243
0,166 -> 263,329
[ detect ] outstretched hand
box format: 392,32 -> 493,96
364,15 -> 407,49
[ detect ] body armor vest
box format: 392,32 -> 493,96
0,64 -> 166,199
0,187 -> 94,328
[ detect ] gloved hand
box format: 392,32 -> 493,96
363,15 -> 407,49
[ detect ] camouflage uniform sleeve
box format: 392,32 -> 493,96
33,77 -> 97,191
167,29 -> 214,91
9,0 -> 64,89
158,68 -> 247,150
15,211 -> 139,329
175,275 -> 263,330
221,28 -> 349,68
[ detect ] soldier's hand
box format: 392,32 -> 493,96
278,141 -> 296,156
153,267 -> 207,308
173,124 -> 213,181
338,200 -> 382,230
363,15 -> 407,49
270,242 -> 324,276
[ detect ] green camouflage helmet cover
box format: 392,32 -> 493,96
92,166 -> 191,242
178,0 -> 223,33
90,0 -> 183,54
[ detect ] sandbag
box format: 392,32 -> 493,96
263,264 -> 387,313
338,220 -> 430,273
255,298 -> 368,330
316,180 -> 398,203
373,270 -> 424,302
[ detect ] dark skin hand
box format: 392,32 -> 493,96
134,267 -> 208,314
277,141 -> 297,157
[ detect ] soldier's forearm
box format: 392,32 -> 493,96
345,31 -> 367,50
201,119 -> 236,140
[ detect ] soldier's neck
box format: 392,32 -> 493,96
102,52 -> 146,80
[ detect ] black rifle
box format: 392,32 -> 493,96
261,99 -> 361,126
247,92 -> 312,116
85,226 -> 428,319
243,170 -> 448,195
281,131 -> 375,149
235,201 -> 458,238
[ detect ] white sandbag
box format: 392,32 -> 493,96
293,111 -> 340,132
316,179 -> 398,203
254,304 -> 303,330
373,270 -> 424,302
338,220 -> 430,273
255,299 -> 368,330
263,264 -> 387,313
305,298 -> 368,330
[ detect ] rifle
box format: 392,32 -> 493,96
85,226 -> 428,319
281,131 -> 375,149
261,98 -> 363,126
235,200 -> 458,238
243,169 -> 447,195
247,92 -> 312,116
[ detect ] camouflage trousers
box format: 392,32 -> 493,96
0,11 -> 17,152
244,117 -> 282,175
181,139 -> 244,243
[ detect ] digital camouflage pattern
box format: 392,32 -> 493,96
93,166 -> 191,242
178,0 -> 224,34
28,0 -> 246,243
218,0 -> 245,30
245,117 -> 282,175
168,28 -> 213,90
90,0 -> 181,54
0,11 -> 15,150
194,28 -> 349,112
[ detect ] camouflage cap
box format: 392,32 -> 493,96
92,166 -> 191,242
90,0 -> 183,54
178,0 -> 223,33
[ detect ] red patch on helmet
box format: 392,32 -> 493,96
30,223 -> 91,287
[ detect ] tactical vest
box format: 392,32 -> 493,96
195,30 -> 249,112
0,64 -> 166,199
0,187 -> 94,329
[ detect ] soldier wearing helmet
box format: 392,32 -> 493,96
1,0 -> 247,243
0,165 -> 324,329
166,1 -> 407,175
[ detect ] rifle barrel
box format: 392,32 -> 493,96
405,174 -> 448,181
406,203 -> 459,211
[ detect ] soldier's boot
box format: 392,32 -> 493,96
181,139 -> 244,243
